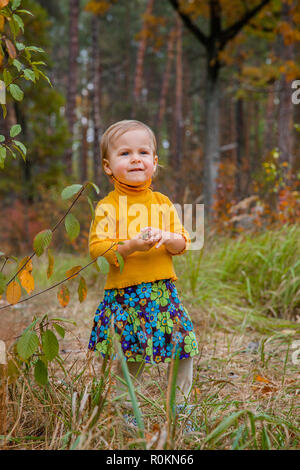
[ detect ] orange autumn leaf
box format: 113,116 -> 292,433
4,38 -> 17,59
0,15 -> 5,32
57,285 -> 70,308
18,256 -> 33,273
77,276 -> 87,303
47,249 -> 54,279
0,0 -> 10,8
66,265 -> 82,281
18,270 -> 34,294
254,375 -> 271,384
6,281 -> 21,305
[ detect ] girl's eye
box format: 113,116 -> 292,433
121,151 -> 129,156
141,151 -> 148,155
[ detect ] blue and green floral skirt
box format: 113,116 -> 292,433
88,278 -> 199,364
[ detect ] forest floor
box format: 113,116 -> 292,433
1,227 -> 300,450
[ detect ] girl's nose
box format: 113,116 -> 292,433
131,153 -> 141,162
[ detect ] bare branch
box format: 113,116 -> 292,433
168,0 -> 209,48
220,0 -> 271,48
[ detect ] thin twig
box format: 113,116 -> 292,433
6,183 -> 89,287
0,243 -> 118,312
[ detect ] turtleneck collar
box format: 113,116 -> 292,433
111,174 -> 153,196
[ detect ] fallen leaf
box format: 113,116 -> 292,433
254,375 -> 271,384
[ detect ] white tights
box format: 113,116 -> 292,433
115,358 -> 193,408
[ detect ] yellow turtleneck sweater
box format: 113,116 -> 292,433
89,177 -> 190,289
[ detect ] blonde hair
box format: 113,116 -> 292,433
100,120 -> 157,170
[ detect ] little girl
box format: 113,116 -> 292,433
88,119 -> 199,414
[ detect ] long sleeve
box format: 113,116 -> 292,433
163,199 -> 191,255
88,201 -> 120,267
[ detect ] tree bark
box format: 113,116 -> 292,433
91,14 -> 102,188
156,28 -> 176,147
132,0 -> 155,118
278,1 -> 294,171
65,0 -> 80,175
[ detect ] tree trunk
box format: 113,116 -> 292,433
235,96 -> 244,200
173,15 -> 183,175
91,14 -> 102,188
65,0 -> 80,175
156,28 -> 176,147
132,0 -> 155,117
278,1 -> 294,171
203,52 -> 220,220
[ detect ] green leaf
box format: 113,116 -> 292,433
65,213 -> 80,242
33,229 -> 52,256
9,84 -> 24,101
26,46 -> 45,53
16,9 -> 34,16
12,139 -> 27,158
10,124 -> 21,138
61,184 -> 82,200
1,105 -> 7,119
12,59 -> 23,72
12,14 -> 24,32
42,330 -> 59,361
3,69 -> 12,87
115,251 -> 124,273
0,136 -> 5,143
52,323 -> 65,339
88,182 -> 100,194
23,68 -> 36,82
15,42 -> 25,51
17,330 -> 39,360
97,256 -> 110,275
0,146 -> 6,169
34,359 -> 48,386
12,0 -> 22,9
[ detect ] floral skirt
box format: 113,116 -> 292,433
88,278 -> 199,364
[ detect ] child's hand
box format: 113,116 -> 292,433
130,229 -> 160,252
140,227 -> 171,249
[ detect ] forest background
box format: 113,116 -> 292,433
0,0 -> 299,451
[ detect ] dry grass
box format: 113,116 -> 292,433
1,227 -> 300,450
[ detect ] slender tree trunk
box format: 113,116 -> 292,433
65,0 -> 80,175
156,28 -> 176,147
174,15 -> 183,173
132,0 -> 155,117
264,84 -> 275,156
278,1 -> 294,171
235,97 -> 244,200
91,14 -> 102,188
203,49 -> 220,219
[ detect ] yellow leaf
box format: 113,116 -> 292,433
18,256 -> 33,273
19,270 -> 34,294
47,249 -> 54,279
0,0 -> 10,8
0,15 -> 5,32
78,276 -> 87,303
6,281 -> 21,305
57,285 -> 70,308
66,265 -> 82,281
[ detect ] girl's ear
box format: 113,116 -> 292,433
153,154 -> 158,171
103,158 -> 113,176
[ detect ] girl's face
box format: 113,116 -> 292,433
103,128 -> 158,186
